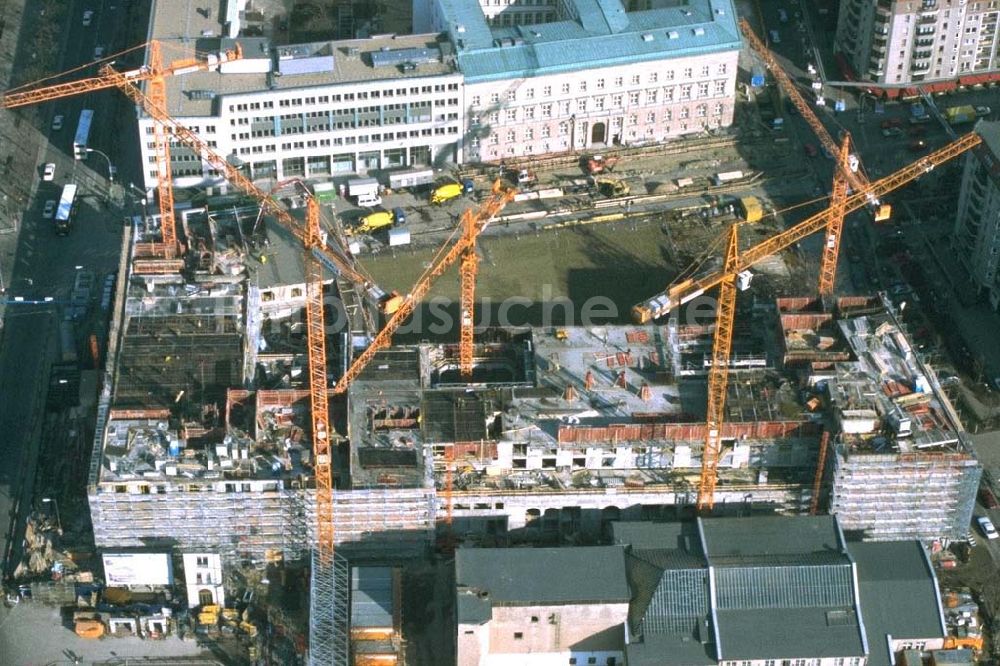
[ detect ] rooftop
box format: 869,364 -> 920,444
849,541 -> 946,666
439,0 -> 741,82
149,27 -> 458,117
455,545 -> 630,623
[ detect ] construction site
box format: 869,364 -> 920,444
2,0 -> 998,664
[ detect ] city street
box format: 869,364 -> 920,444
0,0 -> 143,629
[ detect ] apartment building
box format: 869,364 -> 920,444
139,0 -> 739,189
953,120 -> 1000,309
836,0 -> 1000,91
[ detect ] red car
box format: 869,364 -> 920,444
980,485 -> 999,509
881,118 -> 903,129
804,143 -> 818,157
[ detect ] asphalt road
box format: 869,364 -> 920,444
0,0 -> 143,589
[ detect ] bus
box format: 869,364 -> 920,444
54,183 -> 77,235
73,109 -> 94,160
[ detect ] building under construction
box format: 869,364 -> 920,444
88,210 -> 980,568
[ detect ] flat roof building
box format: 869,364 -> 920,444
137,0 -> 739,187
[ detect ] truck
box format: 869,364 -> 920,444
352,211 -> 394,235
944,105 -> 977,125
430,182 -> 463,205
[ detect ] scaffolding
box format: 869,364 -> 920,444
308,549 -> 350,666
829,443 -> 981,541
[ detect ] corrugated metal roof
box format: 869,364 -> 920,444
714,563 -> 854,610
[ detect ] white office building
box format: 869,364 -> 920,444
139,0 -> 739,189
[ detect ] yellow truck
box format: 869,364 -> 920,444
430,182 -> 463,205
351,211 -> 394,235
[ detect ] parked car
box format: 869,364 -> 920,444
93,45 -> 105,60
882,127 -> 904,138
42,200 -> 56,218
804,143 -> 818,158
51,114 -> 64,131
975,105 -> 991,117
881,118 -> 903,129
42,163 -> 55,181
977,515 -> 998,540
82,10 -> 94,26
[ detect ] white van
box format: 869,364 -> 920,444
769,29 -> 781,44
357,194 -> 382,208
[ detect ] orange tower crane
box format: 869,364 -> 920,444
303,196 -> 335,565
332,180 -> 515,394
698,222 -> 741,511
739,18 -> 885,295
632,133 -> 981,510
1,41 -> 243,257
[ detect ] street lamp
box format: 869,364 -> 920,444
40,497 -> 61,535
85,147 -> 115,183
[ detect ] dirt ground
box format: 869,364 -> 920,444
362,209 -> 794,334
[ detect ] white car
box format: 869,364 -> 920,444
42,200 -> 56,218
42,163 -> 55,181
51,114 -> 63,131
82,10 -> 94,26
975,105 -> 992,117
977,516 -> 998,540
93,45 -> 105,60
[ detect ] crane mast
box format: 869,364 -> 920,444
304,198 -> 336,560
818,135 -> 853,295
697,223 -> 740,511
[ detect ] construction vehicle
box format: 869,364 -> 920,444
431,182 -> 464,205
596,178 -> 629,197
74,612 -> 106,639
351,211 -> 394,236
944,105 -> 977,126
585,154 -> 619,175
631,133 -> 981,510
